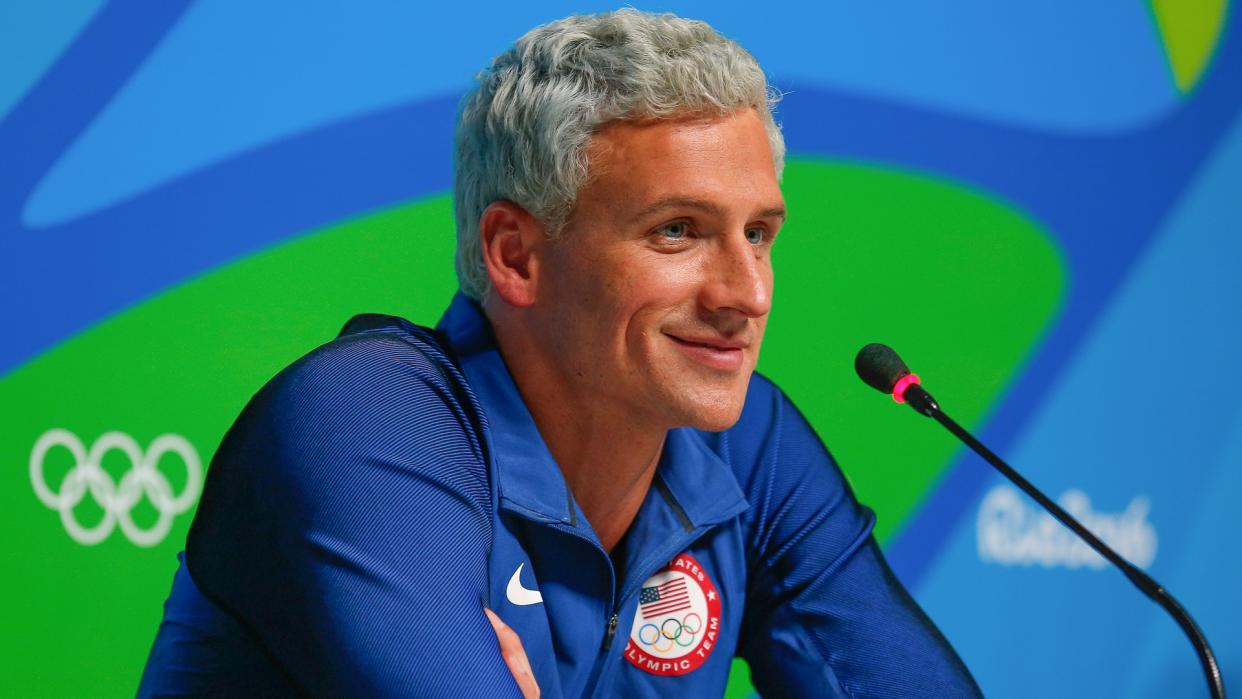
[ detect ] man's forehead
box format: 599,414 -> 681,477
582,110 -> 783,213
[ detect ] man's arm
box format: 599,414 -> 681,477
732,376 -> 982,698
183,333 -> 524,697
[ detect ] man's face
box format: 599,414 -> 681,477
533,108 -> 785,432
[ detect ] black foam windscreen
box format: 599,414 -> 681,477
855,343 -> 911,394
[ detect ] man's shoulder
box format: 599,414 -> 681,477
289,313 -> 460,390
226,313 -> 488,483
261,313 -> 469,415
183,315 -> 497,655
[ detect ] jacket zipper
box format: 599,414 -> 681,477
602,613 -> 619,651
582,606 -> 619,698
534,520 -> 618,699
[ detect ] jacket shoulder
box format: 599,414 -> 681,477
222,312 -> 490,500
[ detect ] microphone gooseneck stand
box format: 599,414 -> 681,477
856,343 -> 1225,699
905,385 -> 1225,699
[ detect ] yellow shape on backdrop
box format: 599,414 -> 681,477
1150,0 -> 1230,92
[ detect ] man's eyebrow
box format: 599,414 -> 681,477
756,205 -> 788,222
631,196 -> 787,224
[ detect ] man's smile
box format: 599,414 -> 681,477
663,331 -> 748,371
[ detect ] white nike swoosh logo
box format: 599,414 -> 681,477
506,562 -> 543,606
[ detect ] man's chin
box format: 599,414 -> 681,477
672,393 -> 748,433
649,370 -> 753,432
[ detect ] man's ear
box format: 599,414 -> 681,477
479,201 -> 544,308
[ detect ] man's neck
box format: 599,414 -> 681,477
531,403 -> 664,553
489,311 -> 665,554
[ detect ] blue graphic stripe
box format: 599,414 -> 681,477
0,0 -> 105,120
22,1 -> 1176,228
0,1 -> 190,213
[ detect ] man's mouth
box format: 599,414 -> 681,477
664,332 -> 747,371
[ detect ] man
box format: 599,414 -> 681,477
139,10 -> 980,698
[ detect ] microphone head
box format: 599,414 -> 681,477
855,343 -> 911,394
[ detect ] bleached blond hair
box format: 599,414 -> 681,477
453,9 -> 785,301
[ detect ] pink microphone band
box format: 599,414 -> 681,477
892,374 -> 921,404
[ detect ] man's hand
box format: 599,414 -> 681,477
484,608 -> 540,698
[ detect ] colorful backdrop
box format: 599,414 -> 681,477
2,2 -> 1238,696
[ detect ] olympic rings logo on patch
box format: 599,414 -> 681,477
635,612 -> 703,652
624,553 -> 723,677
29,429 -> 203,547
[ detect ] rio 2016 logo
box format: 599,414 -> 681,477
29,429 -> 203,547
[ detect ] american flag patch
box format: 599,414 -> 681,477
639,577 -> 691,619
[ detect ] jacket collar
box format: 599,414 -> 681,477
436,292 -> 747,531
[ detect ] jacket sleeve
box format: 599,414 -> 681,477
732,377 -> 981,698
182,333 -> 524,698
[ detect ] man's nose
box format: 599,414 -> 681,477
700,233 -> 772,319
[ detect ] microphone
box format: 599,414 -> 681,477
855,343 -> 1226,699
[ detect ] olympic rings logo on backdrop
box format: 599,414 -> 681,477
29,429 -> 203,547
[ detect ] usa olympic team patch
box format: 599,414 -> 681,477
624,553 -> 721,676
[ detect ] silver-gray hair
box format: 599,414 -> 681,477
453,9 -> 785,301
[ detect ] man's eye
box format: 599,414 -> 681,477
657,221 -> 690,240
744,227 -> 766,245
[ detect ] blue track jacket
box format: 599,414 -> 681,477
138,293 -> 980,698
